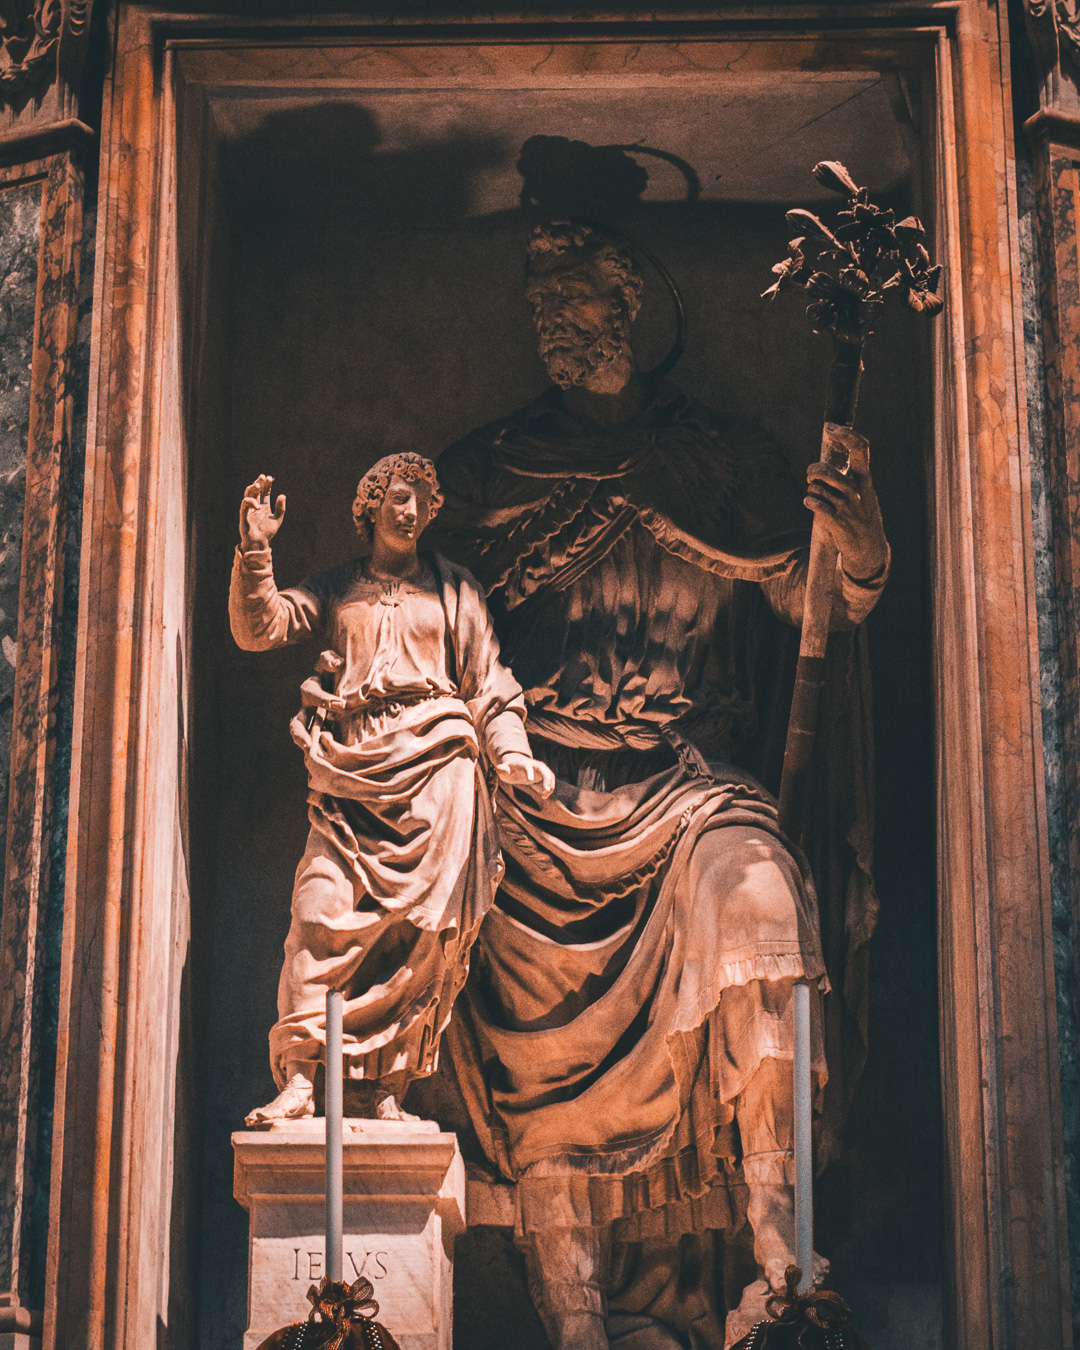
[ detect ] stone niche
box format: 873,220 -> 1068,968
182,42 -> 939,1349
49,10 -> 1071,1350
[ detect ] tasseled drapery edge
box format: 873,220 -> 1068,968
698,953 -> 830,1003
632,503 -> 800,582
514,1143 -> 732,1236
476,477 -> 598,596
508,977 -> 828,1237
512,1027 -> 732,1235
611,1178 -> 737,1243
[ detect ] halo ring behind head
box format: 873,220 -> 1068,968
557,215 -> 686,381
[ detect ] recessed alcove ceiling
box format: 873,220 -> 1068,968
207,73 -> 917,217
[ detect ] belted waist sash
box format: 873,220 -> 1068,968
338,687 -> 447,718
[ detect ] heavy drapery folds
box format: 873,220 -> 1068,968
230,549 -> 531,1096
433,380 -> 886,1235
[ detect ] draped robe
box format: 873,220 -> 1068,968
432,382 -> 886,1240
230,549 -> 531,1091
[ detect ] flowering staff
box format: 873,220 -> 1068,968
764,160 -> 942,841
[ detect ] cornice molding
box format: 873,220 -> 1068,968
0,114 -> 93,163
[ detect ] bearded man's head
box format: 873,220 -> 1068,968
525,222 -> 644,389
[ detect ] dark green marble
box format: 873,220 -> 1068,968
0,180 -> 41,912
1015,125 -> 1080,1337
25,194 -> 93,1311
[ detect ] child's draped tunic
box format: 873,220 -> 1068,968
229,546 -> 529,1086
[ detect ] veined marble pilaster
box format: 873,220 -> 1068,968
0,149 -> 83,1345
1027,135 -> 1080,1337
1020,6 -> 1080,1331
0,4 -> 95,1340
0,169 -> 44,1347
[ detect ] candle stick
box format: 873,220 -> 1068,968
793,980 -> 813,1294
325,989 -> 343,1284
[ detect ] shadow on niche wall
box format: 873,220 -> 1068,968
193,108 -> 941,1350
225,100 -> 507,230
226,103 -> 703,226
516,131 -> 701,215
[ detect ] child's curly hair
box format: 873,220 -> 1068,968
352,453 -> 443,543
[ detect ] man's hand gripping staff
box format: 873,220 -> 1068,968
763,159 -> 942,844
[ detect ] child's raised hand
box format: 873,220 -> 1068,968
495,753 -> 556,799
240,473 -> 286,551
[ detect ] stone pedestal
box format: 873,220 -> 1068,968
0,1303 -> 42,1350
233,1120 -> 465,1350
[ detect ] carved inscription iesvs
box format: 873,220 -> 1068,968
292,1249 -> 389,1282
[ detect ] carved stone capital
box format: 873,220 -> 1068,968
1022,0 -> 1080,126
0,0 -> 94,150
1025,0 -> 1080,63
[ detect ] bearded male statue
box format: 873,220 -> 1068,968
433,221 -> 889,1348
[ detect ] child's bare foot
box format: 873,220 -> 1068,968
373,1092 -> 421,1123
746,1180 -> 830,1292
343,1079 -> 423,1121
245,1073 -> 315,1127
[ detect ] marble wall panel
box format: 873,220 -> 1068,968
1013,118 -> 1080,1335
0,149 -> 87,1332
25,194 -> 93,1312
0,182 -> 41,913
0,178 -> 42,1318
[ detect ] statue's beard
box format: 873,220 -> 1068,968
537,317 -> 629,389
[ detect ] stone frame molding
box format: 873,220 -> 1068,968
46,6 -> 1073,1349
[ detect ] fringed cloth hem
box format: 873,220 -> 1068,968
508,982 -> 826,1238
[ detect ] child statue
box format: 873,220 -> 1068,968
231,453 -> 554,1125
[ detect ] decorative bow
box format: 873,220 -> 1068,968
304,1276 -> 380,1350
759,1266 -> 861,1347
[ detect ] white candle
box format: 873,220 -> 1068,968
793,980 -> 813,1295
325,989 -> 343,1284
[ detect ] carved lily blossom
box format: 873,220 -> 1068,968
879,237 -> 943,315
900,255 -> 944,314
766,160 -> 943,341
893,214 -> 928,245
811,159 -> 861,195
833,207 -> 895,273
803,267 -> 882,339
761,236 -> 809,300
838,266 -> 871,299
785,207 -> 845,252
